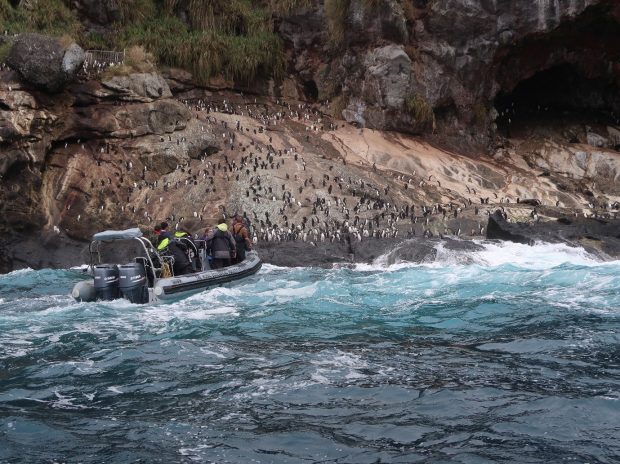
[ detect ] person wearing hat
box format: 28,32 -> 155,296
156,221 -> 193,275
204,217 -> 236,269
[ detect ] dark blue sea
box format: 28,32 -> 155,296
0,241 -> 619,463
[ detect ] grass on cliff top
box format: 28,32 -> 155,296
0,0 -> 289,84
114,0 -> 289,83
0,0 -> 83,39
121,13 -> 285,84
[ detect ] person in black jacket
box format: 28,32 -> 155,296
156,222 -> 193,275
204,218 -> 236,269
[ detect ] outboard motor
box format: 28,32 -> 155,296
93,264 -> 120,300
118,262 -> 149,304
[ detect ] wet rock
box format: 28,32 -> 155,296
256,241 -> 351,268
487,211 -> 537,245
378,239 -> 437,265
486,210 -> 620,258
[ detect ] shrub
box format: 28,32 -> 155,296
117,0 -> 157,25
82,31 -> 113,50
0,40 -> 12,63
121,11 -> 284,85
405,94 -> 435,127
125,45 -> 155,72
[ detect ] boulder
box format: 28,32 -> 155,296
62,43 -> 86,76
7,34 -> 85,93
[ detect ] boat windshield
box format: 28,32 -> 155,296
92,228 -> 143,241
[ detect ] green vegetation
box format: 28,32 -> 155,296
0,0 -> 83,39
404,94 -> 435,128
0,40 -> 12,63
102,46 -> 156,79
0,0 -> 289,84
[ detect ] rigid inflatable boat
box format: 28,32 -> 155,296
72,228 -> 261,304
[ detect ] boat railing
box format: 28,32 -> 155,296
87,234 -> 167,283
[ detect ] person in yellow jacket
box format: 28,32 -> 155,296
156,222 -> 193,275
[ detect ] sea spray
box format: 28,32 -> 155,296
0,242 -> 619,462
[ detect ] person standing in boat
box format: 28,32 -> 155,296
172,228 -> 201,271
231,213 -> 252,264
204,218 -> 236,269
156,222 -> 193,275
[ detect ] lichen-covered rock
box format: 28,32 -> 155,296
7,34 -> 85,93
62,43 -> 86,76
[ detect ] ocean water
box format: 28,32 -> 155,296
0,241 -> 619,463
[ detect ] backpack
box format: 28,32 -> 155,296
233,223 -> 247,248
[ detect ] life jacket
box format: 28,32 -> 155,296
157,237 -> 170,251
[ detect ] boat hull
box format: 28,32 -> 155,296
73,251 -> 262,303
152,251 -> 262,301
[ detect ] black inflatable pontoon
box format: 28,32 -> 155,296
72,228 -> 261,303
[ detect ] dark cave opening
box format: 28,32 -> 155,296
302,79 -> 319,102
494,64 -> 620,137
492,1 -> 620,140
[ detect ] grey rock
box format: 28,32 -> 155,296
7,34 -> 84,93
586,131 -> 608,148
343,44 -> 418,132
102,73 -> 172,102
62,43 -> 86,76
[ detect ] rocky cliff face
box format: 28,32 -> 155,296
1,6 -> 620,273
0,35 -> 220,271
279,0 -> 620,145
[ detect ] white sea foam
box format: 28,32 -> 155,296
359,240 -> 611,271
267,281 -> 318,302
1,267 -> 35,276
309,349 -> 369,384
464,240 -> 603,268
259,263 -> 291,272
